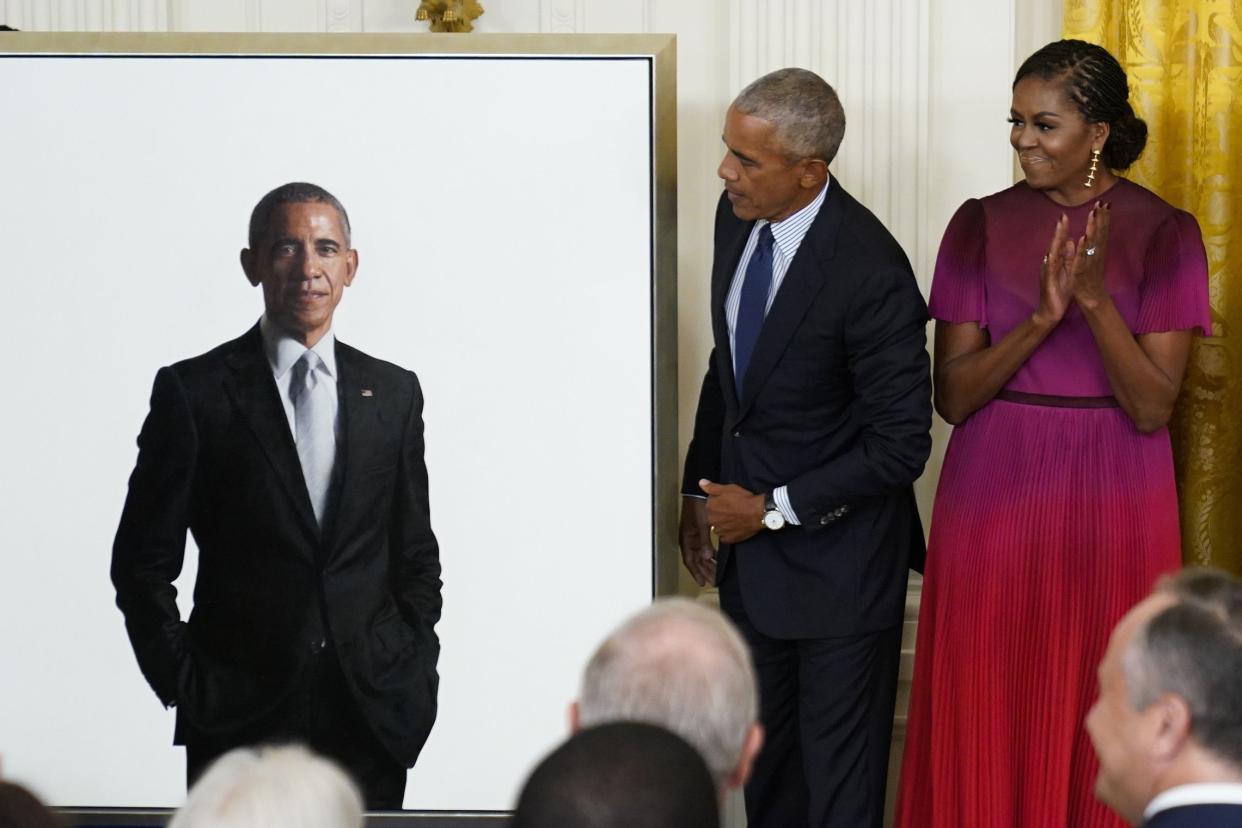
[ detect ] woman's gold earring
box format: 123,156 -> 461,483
1084,148 -> 1101,188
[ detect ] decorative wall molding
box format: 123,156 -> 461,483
640,0 -> 654,33
540,0 -> 583,33
321,0 -> 360,32
3,0 -> 171,31
727,0 -> 932,287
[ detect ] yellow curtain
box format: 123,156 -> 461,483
1062,0 -> 1242,574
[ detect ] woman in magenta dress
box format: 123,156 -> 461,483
896,40 -> 1211,827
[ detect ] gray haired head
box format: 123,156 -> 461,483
577,598 -> 758,788
168,744 -> 364,828
732,67 -> 846,164
1123,568 -> 1242,768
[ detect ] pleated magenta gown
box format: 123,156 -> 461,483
896,179 -> 1211,827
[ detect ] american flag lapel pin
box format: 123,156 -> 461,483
361,389 -> 374,397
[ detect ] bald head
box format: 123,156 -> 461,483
575,598 -> 760,789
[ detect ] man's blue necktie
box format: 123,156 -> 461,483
733,223 -> 774,396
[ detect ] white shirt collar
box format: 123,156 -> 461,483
1145,783 -> 1242,819
258,314 -> 337,381
760,175 -> 831,262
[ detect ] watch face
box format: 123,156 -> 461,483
764,510 -> 785,530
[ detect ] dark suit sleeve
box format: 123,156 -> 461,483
391,372 -> 442,655
786,265 -> 932,524
682,193 -> 747,496
681,348 -> 725,496
111,367 -> 195,707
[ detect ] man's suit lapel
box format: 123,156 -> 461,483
712,221 -> 750,409
736,183 -> 844,419
223,325 -> 320,537
326,341 -> 383,549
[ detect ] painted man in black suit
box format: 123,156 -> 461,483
1087,568 -> 1242,828
112,182 -> 441,809
680,68 -> 932,827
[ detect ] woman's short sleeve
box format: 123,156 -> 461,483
928,198 -> 988,328
1135,209 -> 1212,336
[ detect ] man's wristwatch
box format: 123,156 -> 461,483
762,492 -> 786,531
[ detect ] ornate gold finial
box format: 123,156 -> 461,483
414,0 -> 483,32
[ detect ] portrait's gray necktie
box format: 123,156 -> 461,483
290,351 -> 335,526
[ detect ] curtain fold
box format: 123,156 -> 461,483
1063,0 -> 1242,574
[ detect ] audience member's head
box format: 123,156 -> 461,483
572,598 -> 762,794
512,721 -> 719,828
1087,568 -> 1242,824
168,744 -> 363,828
0,781 -> 63,828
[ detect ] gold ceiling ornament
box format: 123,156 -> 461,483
415,0 -> 484,32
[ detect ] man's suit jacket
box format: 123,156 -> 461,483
111,324 -> 441,767
1145,804 -> 1242,827
684,184 -> 932,639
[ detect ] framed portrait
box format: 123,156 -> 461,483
0,31 -> 676,823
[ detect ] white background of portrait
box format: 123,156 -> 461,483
0,53 -> 654,810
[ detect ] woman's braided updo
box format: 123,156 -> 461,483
1014,39 -> 1147,170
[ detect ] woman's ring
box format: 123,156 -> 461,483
1085,246 -> 1097,256
1042,254 -> 1049,265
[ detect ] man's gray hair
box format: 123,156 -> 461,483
1122,568 -> 1242,768
733,67 -> 846,164
168,744 -> 364,828
577,598 -> 758,787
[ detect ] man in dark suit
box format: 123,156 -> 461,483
680,68 -> 932,826
111,182 -> 441,810
1087,568 -> 1242,827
